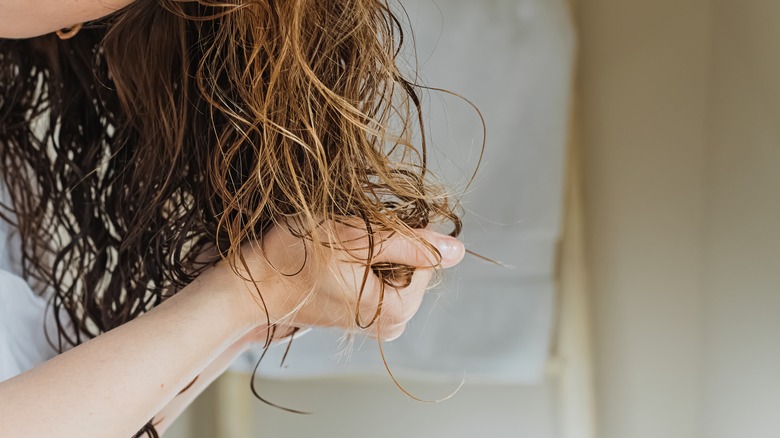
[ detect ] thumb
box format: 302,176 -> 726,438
435,235 -> 465,268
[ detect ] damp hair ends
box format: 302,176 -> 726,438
0,0 -> 485,435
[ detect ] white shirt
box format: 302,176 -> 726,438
0,190 -> 60,382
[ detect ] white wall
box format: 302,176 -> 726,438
580,1 -> 780,437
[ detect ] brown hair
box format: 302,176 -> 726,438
0,0 -> 475,435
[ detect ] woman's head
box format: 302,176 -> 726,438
0,0 -> 460,346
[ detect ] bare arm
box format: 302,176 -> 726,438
152,331 -> 253,436
0,265 -> 261,437
0,0 -> 134,39
152,325 -> 298,435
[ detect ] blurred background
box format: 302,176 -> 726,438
167,0 -> 780,437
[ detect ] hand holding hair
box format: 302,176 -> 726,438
152,223 -> 465,432
232,221 -> 466,342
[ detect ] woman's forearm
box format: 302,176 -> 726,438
0,268 -> 260,438
152,327 -> 270,436
153,339 -> 248,436
0,0 -> 134,38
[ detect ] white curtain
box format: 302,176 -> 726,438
234,0 -> 575,384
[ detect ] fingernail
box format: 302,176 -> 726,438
436,237 -> 465,268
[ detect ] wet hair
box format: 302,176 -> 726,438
0,0 -> 476,435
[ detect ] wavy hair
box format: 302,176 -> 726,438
0,0 -> 471,435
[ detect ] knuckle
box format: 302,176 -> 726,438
381,323 -> 407,341
382,295 -> 422,326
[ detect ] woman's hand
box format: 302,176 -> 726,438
232,221 -> 466,341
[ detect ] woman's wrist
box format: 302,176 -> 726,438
200,257 -> 274,336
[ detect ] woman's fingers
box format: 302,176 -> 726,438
255,220 -> 463,334
382,267 -> 433,325
332,228 -> 460,336
313,219 -> 465,269
371,229 -> 465,269
361,267 -> 434,340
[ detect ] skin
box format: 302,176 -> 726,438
0,0 -> 136,39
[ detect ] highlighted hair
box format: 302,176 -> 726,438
0,1 -> 473,435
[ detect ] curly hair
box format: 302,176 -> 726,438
0,0 -> 473,435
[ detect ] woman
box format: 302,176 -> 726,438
0,0 -> 467,436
